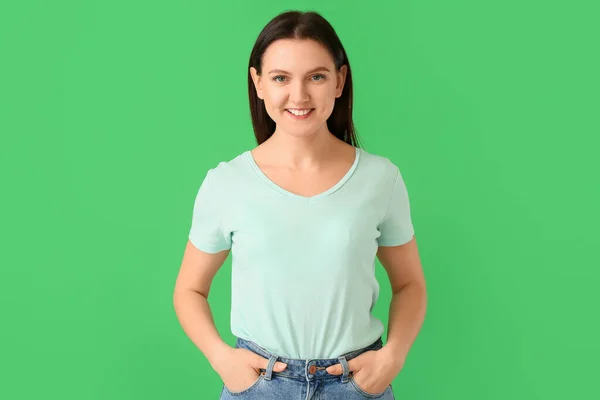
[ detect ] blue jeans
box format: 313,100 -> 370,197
219,336 -> 395,399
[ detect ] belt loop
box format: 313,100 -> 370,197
264,354 -> 279,381
338,356 -> 350,383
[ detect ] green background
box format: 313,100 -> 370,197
2,0 -> 598,399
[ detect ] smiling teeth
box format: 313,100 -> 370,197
288,109 -> 311,116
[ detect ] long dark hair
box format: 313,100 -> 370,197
247,10 -> 362,147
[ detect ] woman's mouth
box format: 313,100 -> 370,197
286,108 -> 314,120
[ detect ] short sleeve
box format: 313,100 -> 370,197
377,167 -> 415,246
188,169 -> 232,253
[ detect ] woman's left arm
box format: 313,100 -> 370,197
377,235 -> 428,374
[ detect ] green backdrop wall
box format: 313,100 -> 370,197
2,0 -> 598,399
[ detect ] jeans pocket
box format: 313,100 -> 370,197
223,371 -> 266,396
349,375 -> 391,398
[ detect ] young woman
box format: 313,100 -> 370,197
174,10 -> 427,400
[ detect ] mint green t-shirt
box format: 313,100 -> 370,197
188,146 -> 415,359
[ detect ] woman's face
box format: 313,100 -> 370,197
250,39 -> 347,138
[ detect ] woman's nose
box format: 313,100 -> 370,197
290,82 -> 309,103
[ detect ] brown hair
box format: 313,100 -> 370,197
247,10 -> 362,147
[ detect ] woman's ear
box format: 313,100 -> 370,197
250,67 -> 264,100
335,65 -> 348,98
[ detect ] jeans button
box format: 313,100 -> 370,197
308,365 -> 317,374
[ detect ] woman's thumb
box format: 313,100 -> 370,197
326,364 -> 342,375
273,361 -> 287,371
254,355 -> 287,371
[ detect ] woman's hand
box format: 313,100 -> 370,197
325,349 -> 404,395
214,347 -> 288,393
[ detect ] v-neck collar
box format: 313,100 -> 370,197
245,147 -> 361,202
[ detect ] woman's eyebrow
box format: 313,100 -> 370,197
268,67 -> 331,74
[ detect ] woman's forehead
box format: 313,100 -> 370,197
263,39 -> 334,70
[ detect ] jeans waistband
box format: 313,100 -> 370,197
235,337 -> 384,382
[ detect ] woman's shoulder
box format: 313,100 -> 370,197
357,147 -> 401,178
202,148 -> 254,184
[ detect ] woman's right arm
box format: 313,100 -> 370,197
173,239 -> 231,371
173,239 -> 288,392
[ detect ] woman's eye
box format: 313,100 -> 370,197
272,74 -> 326,83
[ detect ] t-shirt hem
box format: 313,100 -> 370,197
188,235 -> 231,253
377,231 -> 414,247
